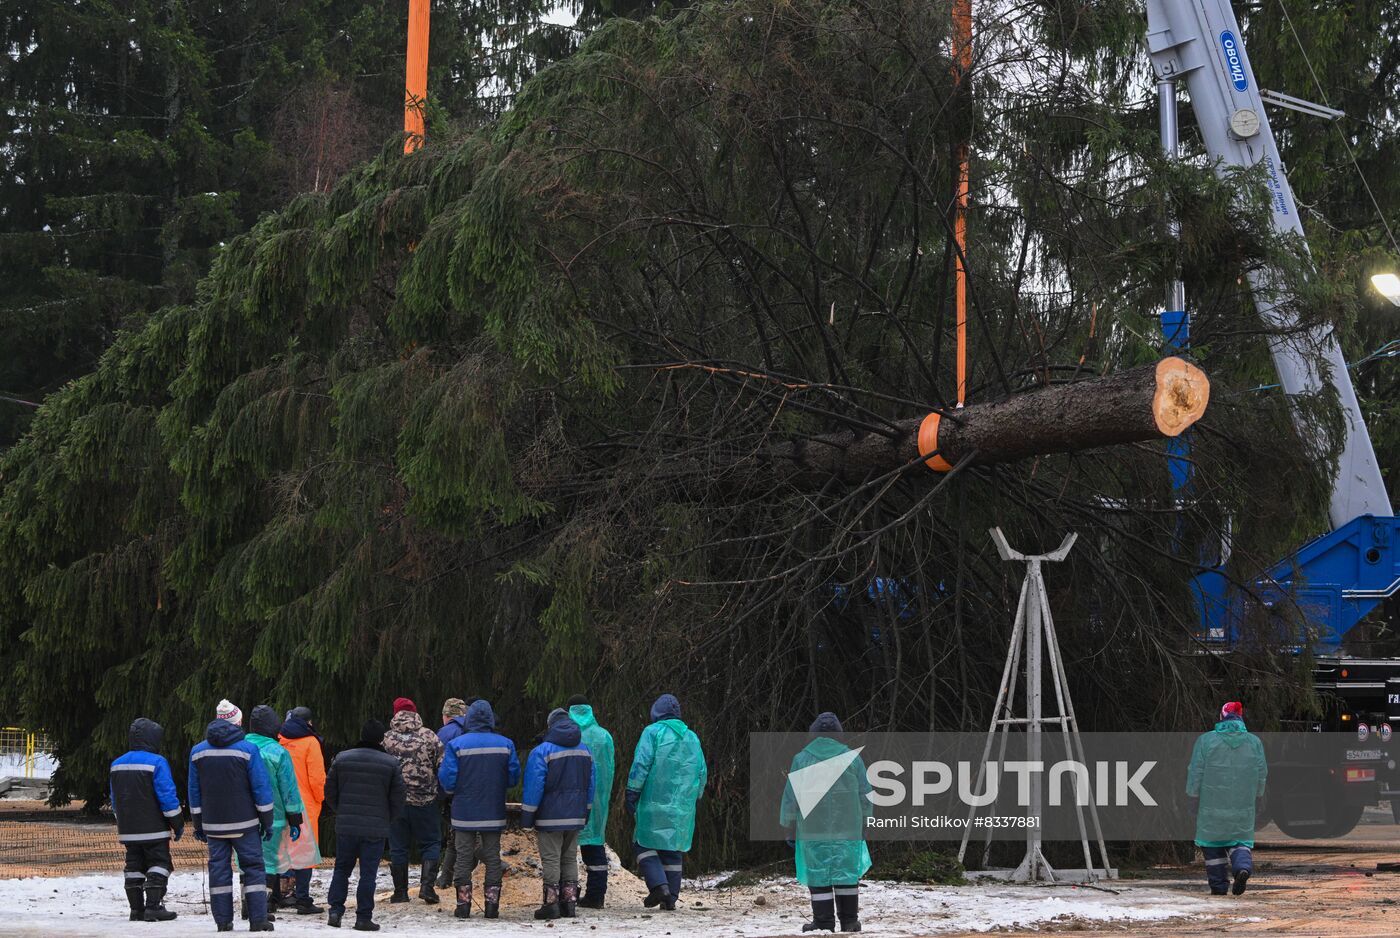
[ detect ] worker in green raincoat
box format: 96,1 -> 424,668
1186,701 -> 1266,896
780,712 -> 870,933
567,694 -> 616,908
246,705 -> 307,914
624,693 -> 706,911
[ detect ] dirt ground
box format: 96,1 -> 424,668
938,810 -> 1400,938
6,799 -> 1400,935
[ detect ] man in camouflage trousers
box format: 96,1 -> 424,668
383,697 -> 446,904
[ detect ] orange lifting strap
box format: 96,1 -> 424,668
403,0 -> 430,153
952,0 -> 972,408
918,413 -> 953,472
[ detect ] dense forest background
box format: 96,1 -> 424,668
2,0 -> 1398,867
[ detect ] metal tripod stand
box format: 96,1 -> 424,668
956,528 -> 1114,882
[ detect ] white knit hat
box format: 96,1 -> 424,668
216,699 -> 243,726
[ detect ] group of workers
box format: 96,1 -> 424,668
106,692 -> 1258,935
108,692 -> 710,932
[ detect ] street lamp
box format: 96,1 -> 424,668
1371,273 -> 1400,307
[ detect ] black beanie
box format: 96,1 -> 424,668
809,712 -> 844,733
250,705 -> 281,737
566,694 -> 588,707
359,719 -> 387,748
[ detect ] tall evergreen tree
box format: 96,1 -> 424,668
0,0 -> 581,448
0,0 -> 1396,863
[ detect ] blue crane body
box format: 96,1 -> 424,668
1149,0 -> 1399,835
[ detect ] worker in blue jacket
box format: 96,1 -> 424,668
437,699 -> 520,920
189,708 -> 277,932
521,708 -> 596,920
110,717 -> 184,922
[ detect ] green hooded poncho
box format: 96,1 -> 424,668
779,736 -> 872,886
626,695 -> 707,852
570,704 -> 616,846
1186,719 -> 1267,848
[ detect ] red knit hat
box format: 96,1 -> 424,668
1220,701 -> 1244,721
393,697 -> 417,715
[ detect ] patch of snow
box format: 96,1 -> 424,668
0,752 -> 55,778
0,871 -> 1214,937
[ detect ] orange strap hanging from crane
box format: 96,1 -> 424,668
403,0 -> 430,153
952,0 -> 972,408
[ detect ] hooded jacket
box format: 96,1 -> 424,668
189,719 -> 275,839
326,726 -> 407,840
437,714 -> 469,746
438,700 -> 520,831
1187,717 -> 1268,847
569,704 -> 615,846
384,709 -> 445,806
278,708 -> 326,843
521,715 -> 596,832
779,731 -> 872,886
246,706 -> 306,872
626,695 -> 707,852
110,718 -> 183,843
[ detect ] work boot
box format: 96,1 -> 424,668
295,897 -> 324,915
643,883 -> 670,908
534,882 -> 561,920
454,883 -> 472,919
144,884 -> 178,921
279,874 -> 298,909
249,921 -> 275,932
835,888 -> 860,932
578,889 -> 604,909
389,863 -> 410,903
419,860 -> 440,904
217,924 -> 234,933
560,880 -> 578,918
803,890 -> 836,932
125,877 -> 146,920
352,922 -> 380,932
483,883 -> 501,919
1232,869 -> 1250,895
327,911 -> 343,928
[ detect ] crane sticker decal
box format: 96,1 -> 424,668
1219,31 -> 1248,91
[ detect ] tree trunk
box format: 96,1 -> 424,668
757,357 -> 1209,484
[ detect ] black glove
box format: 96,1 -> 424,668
285,811 -> 303,828
260,819 -> 275,842
193,818 -> 206,843
624,788 -> 640,815
169,815 -> 185,842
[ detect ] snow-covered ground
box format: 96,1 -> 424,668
2,871 -> 1212,937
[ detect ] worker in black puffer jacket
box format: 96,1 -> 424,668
324,720 -> 406,931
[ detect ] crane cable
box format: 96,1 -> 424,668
1273,0 -> 1400,257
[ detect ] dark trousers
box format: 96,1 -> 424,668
293,867 -> 313,901
388,802 -> 442,865
580,842 -> 609,898
328,834 -> 386,923
1202,844 -> 1252,893
123,840 -> 173,913
437,804 -> 456,884
208,831 -> 266,926
634,843 -> 683,898
809,884 -> 859,926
